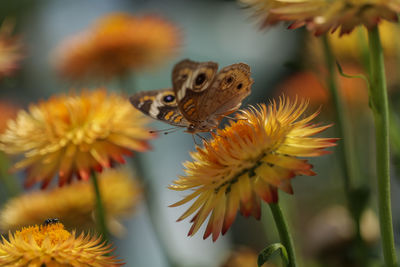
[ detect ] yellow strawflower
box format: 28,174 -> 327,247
170,97 -> 336,241
0,89 -> 155,188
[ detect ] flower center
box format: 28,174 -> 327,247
16,223 -> 71,246
215,152 -> 268,194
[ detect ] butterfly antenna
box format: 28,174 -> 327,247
163,127 -> 182,135
149,127 -> 179,134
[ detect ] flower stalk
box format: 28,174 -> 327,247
0,152 -> 20,197
91,171 -> 109,243
367,26 -> 397,267
390,107 -> 400,167
269,202 -> 297,267
321,35 -> 368,261
321,35 -> 357,197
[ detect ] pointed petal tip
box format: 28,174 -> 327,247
222,228 -> 228,236
94,164 -> 103,172
203,229 -> 212,240
212,234 -> 219,242
168,202 -> 177,208
187,228 -> 193,237
40,181 -> 49,189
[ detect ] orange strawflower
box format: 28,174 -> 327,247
0,89 -> 155,188
55,13 -> 181,80
241,0 -> 400,35
0,167 -> 141,236
169,97 -> 336,241
0,20 -> 23,79
0,222 -> 123,266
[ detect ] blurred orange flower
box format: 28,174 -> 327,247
220,247 -> 276,267
0,167 -> 141,236
0,101 -> 19,133
241,0 -> 400,35
55,13 -> 181,80
169,97 -> 336,241
221,248 -> 262,267
276,66 -> 368,107
0,20 -> 23,79
0,222 -> 123,266
0,89 -> 155,188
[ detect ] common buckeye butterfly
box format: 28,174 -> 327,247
130,59 -> 253,134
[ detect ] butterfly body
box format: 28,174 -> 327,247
130,59 -> 253,133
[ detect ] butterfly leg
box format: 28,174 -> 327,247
222,114 -> 247,122
192,134 -> 199,146
223,115 -> 236,120
196,133 -> 207,141
192,133 -> 207,146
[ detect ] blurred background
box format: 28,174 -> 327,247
0,0 -> 399,266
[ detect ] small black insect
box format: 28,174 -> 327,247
43,218 -> 60,226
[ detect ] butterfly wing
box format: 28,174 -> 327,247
172,59 -> 219,122
199,63 -> 253,118
129,89 -> 189,127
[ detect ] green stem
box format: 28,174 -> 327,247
357,27 -> 371,72
390,107 -> 400,154
90,171 -> 109,243
321,35 -> 357,197
367,26 -> 397,267
269,203 -> 297,267
390,107 -> 400,181
321,37 -> 368,254
0,152 -> 20,198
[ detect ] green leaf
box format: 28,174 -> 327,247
257,243 -> 289,267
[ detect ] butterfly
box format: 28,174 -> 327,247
129,59 -> 253,134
